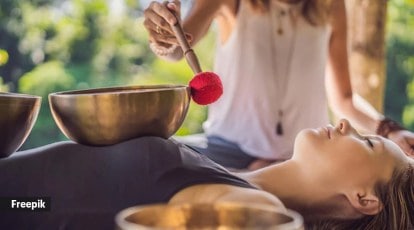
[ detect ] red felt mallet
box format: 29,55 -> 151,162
170,13 -> 223,105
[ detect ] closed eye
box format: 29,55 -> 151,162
365,137 -> 374,148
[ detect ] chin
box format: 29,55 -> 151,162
295,127 -> 312,138
295,128 -> 319,143
293,129 -> 324,160
293,128 -> 319,155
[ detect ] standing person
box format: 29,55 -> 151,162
143,0 -> 414,169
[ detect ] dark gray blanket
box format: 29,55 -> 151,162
0,136 -> 254,230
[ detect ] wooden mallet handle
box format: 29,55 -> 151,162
170,14 -> 202,74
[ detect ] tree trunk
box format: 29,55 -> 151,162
346,0 -> 388,112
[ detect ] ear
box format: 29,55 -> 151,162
345,191 -> 383,215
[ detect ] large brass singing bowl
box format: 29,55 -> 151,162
116,202 -> 304,230
0,92 -> 41,158
49,85 -> 190,146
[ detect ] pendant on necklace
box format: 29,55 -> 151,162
277,28 -> 283,35
276,121 -> 283,135
276,110 -> 284,135
277,10 -> 286,35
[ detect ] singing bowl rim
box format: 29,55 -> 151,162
0,92 -> 41,157
48,84 -> 191,146
0,92 -> 42,103
48,84 -> 189,97
115,202 -> 304,230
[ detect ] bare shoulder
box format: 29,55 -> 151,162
220,0 -> 239,14
186,0 -> 233,17
217,186 -> 285,210
216,0 -> 238,20
169,184 -> 285,211
214,0 -> 238,43
186,0 -> 237,21
182,0 -> 235,44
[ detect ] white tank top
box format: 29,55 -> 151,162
203,0 -> 332,160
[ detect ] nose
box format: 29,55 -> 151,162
336,119 -> 351,135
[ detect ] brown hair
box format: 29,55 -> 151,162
246,0 -> 332,26
306,164 -> 414,230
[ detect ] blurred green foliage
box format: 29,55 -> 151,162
19,61 -> 76,145
0,0 -> 412,149
385,0 -> 414,129
0,0 -> 213,149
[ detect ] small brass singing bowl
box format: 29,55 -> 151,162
116,202 -> 304,230
0,92 -> 41,158
49,85 -> 190,146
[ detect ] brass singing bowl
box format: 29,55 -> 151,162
49,85 -> 190,146
116,202 -> 304,230
0,92 -> 41,158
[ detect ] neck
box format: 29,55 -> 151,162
237,160 -> 333,218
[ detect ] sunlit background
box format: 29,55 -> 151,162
0,0 -> 413,149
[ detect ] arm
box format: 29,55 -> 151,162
143,0 -> 226,61
325,0 -> 414,156
325,0 -> 381,133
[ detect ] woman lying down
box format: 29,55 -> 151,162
0,119 -> 412,229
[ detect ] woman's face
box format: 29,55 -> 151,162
292,119 -> 412,188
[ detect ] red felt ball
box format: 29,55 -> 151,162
189,72 -> 223,105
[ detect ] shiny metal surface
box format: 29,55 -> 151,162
49,85 -> 191,146
0,92 -> 41,158
116,202 -> 304,230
